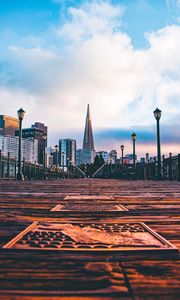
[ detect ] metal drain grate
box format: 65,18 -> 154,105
51,203 -> 128,212
3,221 -> 177,252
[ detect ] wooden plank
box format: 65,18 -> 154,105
0,179 -> 180,299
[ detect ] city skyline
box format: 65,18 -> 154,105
0,0 -> 180,157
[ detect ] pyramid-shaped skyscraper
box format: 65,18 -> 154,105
81,104 -> 95,164
83,104 -> 94,151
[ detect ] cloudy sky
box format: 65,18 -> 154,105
0,0 -> 180,158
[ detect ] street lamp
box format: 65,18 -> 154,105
17,108 -> 25,180
120,145 -> 124,165
42,134 -> 47,180
54,144 -> 58,179
62,151 -> 65,172
131,133 -> 136,166
153,107 -> 162,179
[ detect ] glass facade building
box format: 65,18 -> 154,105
59,139 -> 76,167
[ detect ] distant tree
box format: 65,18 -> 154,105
99,154 -> 105,166
94,155 -> 101,168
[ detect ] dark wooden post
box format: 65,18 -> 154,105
7,152 -> 10,180
14,158 -> 17,179
169,153 -> 172,181
29,162 -> 31,180
147,162 -> 150,180
144,164 -> 147,180
162,155 -> 165,180
177,154 -> 180,181
154,157 -> 157,179
23,157 -> 25,179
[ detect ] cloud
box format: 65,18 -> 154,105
57,1 -> 123,42
0,0 -> 180,156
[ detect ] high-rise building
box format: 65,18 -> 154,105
146,153 -> 149,163
15,122 -> 47,165
0,135 -> 38,163
45,147 -> 54,167
81,104 -> 95,164
76,149 -> 83,166
59,139 -> 76,167
31,122 -> 47,136
0,115 -> 19,136
83,104 -> 94,151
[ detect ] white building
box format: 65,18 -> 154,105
45,147 -> 54,167
0,135 -> 38,163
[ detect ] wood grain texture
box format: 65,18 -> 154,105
0,179 -> 180,299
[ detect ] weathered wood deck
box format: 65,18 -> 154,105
0,179 -> 180,300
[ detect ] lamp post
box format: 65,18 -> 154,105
54,144 -> 58,179
131,133 -> 136,167
42,135 -> 47,180
120,145 -> 124,165
153,108 -> 162,180
62,151 -> 65,172
17,108 -> 25,180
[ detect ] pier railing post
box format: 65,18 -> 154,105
169,153 -> 172,181
177,154 -> 180,181
162,155 -> 165,180
0,150 -> 2,181
7,152 -> 10,180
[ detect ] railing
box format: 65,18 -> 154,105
1,151 -> 179,181
0,151 -> 78,180
93,154 -> 180,181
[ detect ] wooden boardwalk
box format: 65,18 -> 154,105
0,179 -> 180,300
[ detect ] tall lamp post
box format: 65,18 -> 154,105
17,108 -> 25,180
42,135 -> 47,180
153,108 -> 162,180
62,151 -> 65,172
120,145 -> 124,165
54,144 -> 58,179
131,133 -> 137,167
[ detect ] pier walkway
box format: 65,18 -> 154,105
0,179 -> 180,300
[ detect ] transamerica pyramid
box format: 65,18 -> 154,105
83,104 -> 94,150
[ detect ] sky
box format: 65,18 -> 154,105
0,0 -> 180,158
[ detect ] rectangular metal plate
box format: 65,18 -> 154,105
3,221 -> 177,252
51,203 -> 128,212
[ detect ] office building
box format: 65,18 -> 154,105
0,115 -> 19,136
15,122 -> 47,165
0,135 -> 38,163
45,148 -> 54,167
81,104 -> 95,164
59,139 -> 76,167
31,122 -> 47,136
76,149 -> 83,166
